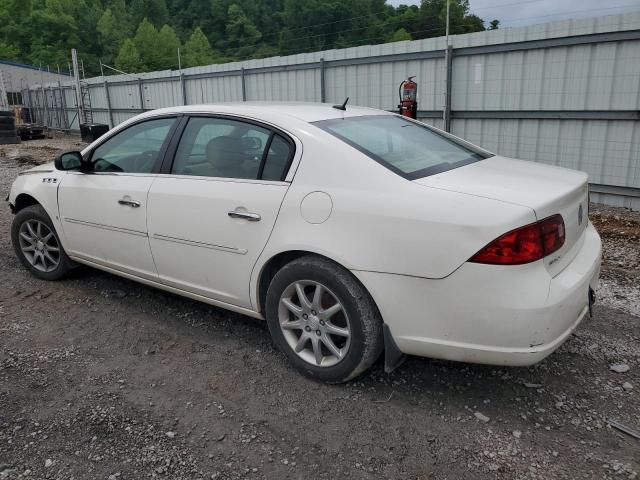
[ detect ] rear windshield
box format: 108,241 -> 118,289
314,115 -> 491,179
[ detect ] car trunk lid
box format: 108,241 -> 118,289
413,155 -> 589,277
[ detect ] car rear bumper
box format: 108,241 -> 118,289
352,221 -> 602,367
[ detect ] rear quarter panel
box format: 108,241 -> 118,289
250,125 -> 536,309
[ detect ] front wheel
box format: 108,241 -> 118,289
11,204 -> 75,280
265,256 -> 383,383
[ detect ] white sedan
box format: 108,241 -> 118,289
8,103 -> 602,382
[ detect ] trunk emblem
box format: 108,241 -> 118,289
578,204 -> 584,226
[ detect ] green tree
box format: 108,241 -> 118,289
0,0 -> 493,75
0,41 -> 20,61
183,27 -> 217,67
97,8 -> 124,66
133,18 -> 161,70
130,0 -> 169,28
388,28 -> 412,42
157,24 -> 181,69
489,19 -> 500,30
115,38 -> 142,72
224,4 -> 261,57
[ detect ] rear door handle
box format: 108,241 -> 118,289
118,199 -> 141,208
228,211 -> 261,221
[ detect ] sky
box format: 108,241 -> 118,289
387,0 -> 640,27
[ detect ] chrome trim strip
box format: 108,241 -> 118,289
151,233 -> 247,255
18,170 -> 53,176
63,218 -> 148,237
155,174 -> 289,186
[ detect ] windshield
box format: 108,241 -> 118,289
314,115 -> 491,179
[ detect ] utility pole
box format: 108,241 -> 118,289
443,0 -> 452,132
445,0 -> 450,44
71,48 -> 85,126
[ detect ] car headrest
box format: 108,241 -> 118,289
205,136 -> 244,166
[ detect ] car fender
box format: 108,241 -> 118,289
9,165 -> 68,246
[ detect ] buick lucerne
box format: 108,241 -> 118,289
8,103 -> 602,382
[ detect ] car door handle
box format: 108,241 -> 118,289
228,211 -> 261,221
118,199 -> 141,208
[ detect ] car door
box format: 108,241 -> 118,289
58,116 -> 179,280
147,115 -> 295,309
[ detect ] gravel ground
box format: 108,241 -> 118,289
0,136 -> 639,480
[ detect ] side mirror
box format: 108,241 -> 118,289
55,151 -> 85,171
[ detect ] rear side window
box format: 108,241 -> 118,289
171,117 -> 294,181
314,115 -> 491,179
261,134 -> 293,181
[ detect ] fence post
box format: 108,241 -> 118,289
41,85 -> 50,128
58,83 -> 69,130
320,58 -> 326,103
241,67 -> 247,101
443,45 -> 453,132
180,73 -> 187,105
104,80 -> 114,128
137,78 -> 145,111
26,89 -> 35,123
51,86 -> 60,128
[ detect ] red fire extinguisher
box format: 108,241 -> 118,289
398,76 -> 418,119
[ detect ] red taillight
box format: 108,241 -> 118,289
469,214 -> 565,265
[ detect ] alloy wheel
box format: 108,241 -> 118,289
278,280 -> 351,367
18,220 -> 61,273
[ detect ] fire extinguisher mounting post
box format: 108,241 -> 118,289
332,97 -> 349,111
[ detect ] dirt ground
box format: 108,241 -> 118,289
0,135 -> 638,480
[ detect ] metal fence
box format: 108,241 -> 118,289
24,12 -> 640,210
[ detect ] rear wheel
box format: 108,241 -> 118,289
11,205 -> 75,280
265,255 -> 383,383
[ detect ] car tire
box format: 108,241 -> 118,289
11,205 -> 75,280
265,255 -> 383,383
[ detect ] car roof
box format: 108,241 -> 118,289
144,102 -> 390,123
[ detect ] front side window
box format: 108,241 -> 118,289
90,117 -> 176,173
314,115 -> 490,179
171,117 -> 293,181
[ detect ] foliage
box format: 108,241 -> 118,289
115,38 -> 141,72
388,28 -> 412,43
183,27 -> 217,68
157,25 -> 181,70
0,0 -> 496,76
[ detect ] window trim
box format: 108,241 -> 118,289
85,115 -> 182,175
313,115 -> 492,180
160,114 -> 296,182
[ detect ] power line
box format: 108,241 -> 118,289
240,3 -> 640,59
271,7 -> 640,58
254,0 -> 546,44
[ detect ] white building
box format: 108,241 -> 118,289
0,59 -> 71,106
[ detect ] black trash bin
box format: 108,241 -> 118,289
0,111 -> 19,144
80,123 -> 110,143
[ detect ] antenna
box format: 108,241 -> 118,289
332,97 -> 349,111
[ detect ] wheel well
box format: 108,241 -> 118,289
257,250 -> 314,314
13,194 -> 39,213
256,250 -> 404,371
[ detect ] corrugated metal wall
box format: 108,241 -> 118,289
25,12 -> 640,210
